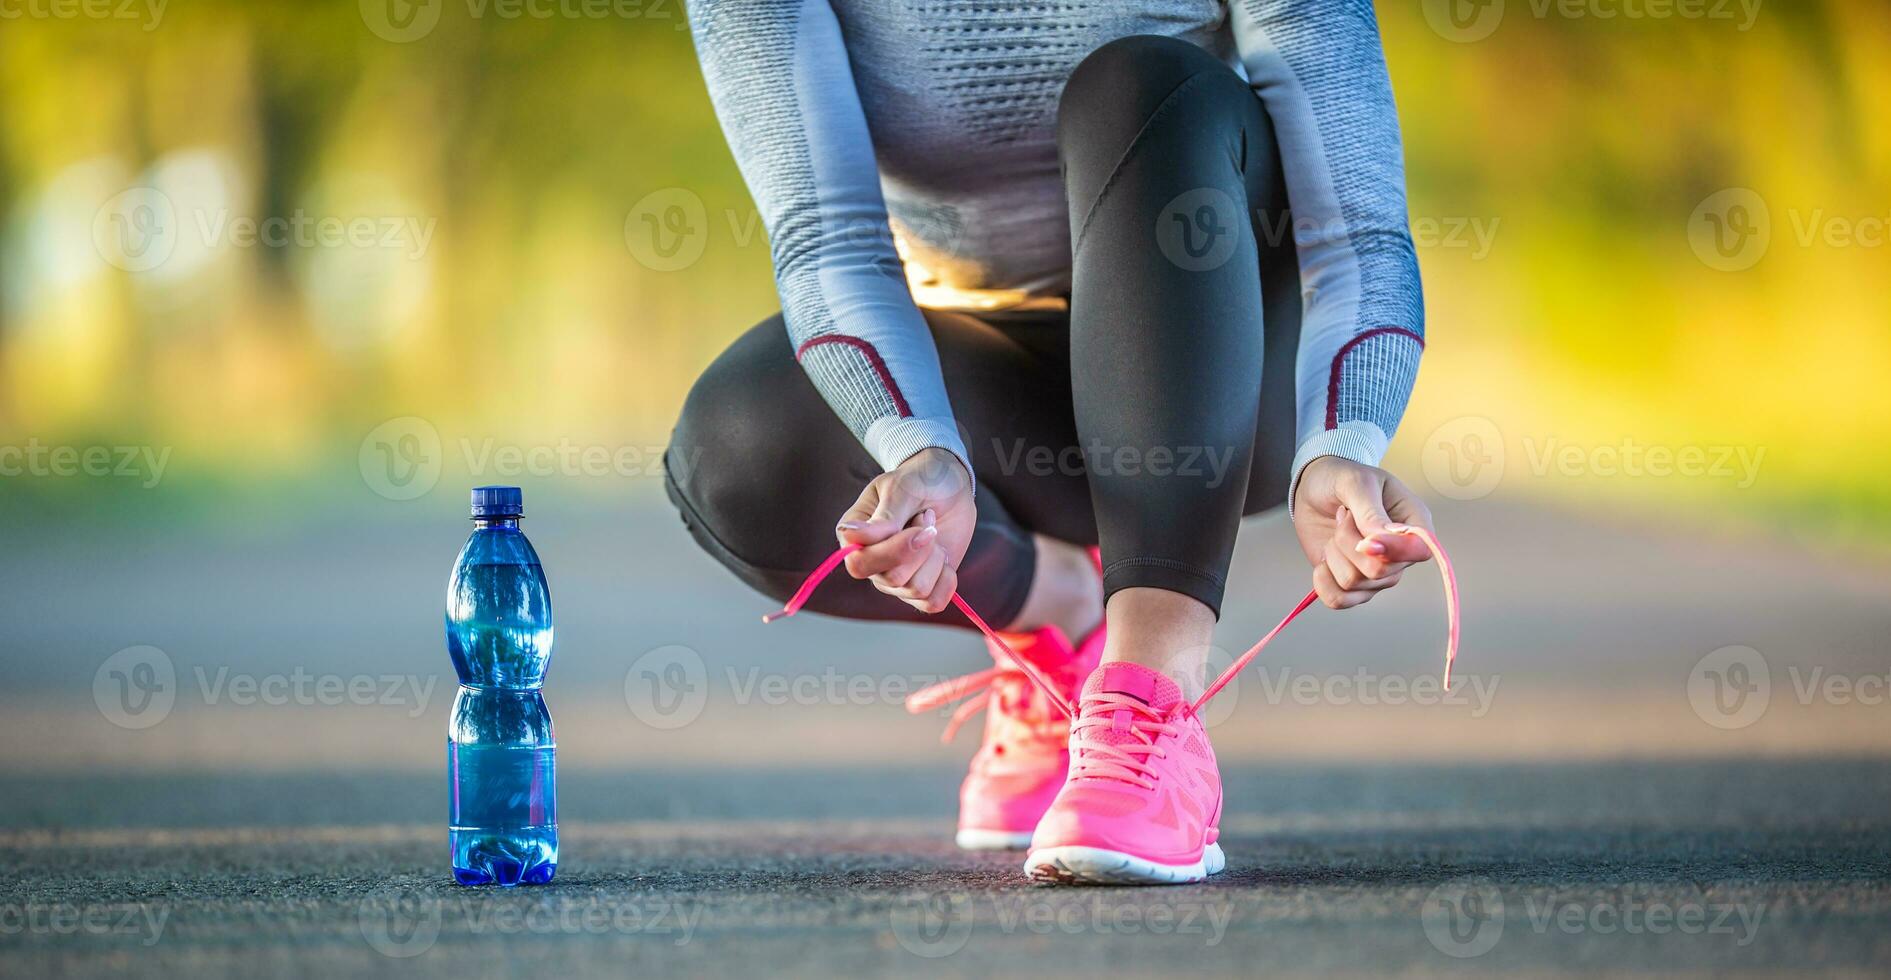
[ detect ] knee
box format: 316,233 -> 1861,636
1057,35 -> 1247,147
666,316 -> 826,575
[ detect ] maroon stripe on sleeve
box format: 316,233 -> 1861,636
795,335 -> 914,418
1325,327 -> 1424,430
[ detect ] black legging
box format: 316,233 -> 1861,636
665,35 -> 1300,628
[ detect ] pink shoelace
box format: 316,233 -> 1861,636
762,526 -> 1460,726
1065,692 -> 1181,789
905,664 -> 1065,744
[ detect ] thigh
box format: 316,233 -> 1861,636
666,313 -> 878,576
665,308 -> 1092,622
669,309 -> 1091,545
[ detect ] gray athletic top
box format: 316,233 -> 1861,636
686,0 -> 1424,504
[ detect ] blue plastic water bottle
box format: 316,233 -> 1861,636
446,486 -> 557,886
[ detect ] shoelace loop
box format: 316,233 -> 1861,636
906,666 -> 1065,744
763,525 -> 1460,722
1067,691 -> 1179,790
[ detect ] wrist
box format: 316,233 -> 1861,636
1288,422 -> 1389,518
866,416 -> 974,496
901,447 -> 972,496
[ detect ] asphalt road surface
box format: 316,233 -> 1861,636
3,491 -> 1889,976
3,760 -> 1888,977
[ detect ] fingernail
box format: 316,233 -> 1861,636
920,508 -> 936,527
1356,539 -> 1386,556
836,521 -> 864,532
1384,522 -> 1411,534
914,526 -> 937,549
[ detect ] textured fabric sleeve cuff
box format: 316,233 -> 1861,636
1286,421 -> 1389,518
864,416 -> 975,496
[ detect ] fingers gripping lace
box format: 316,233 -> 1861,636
763,543 -> 1078,719
763,526 -> 1461,720
1192,524 -> 1460,711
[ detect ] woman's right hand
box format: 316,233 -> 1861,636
836,448 -> 976,615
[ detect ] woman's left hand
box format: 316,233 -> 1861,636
1291,456 -> 1435,610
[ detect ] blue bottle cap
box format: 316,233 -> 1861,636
470,486 -> 523,517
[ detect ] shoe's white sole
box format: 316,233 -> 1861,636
956,828 -> 1035,851
1023,842 -> 1226,885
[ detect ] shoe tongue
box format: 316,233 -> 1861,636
1082,662 -> 1183,714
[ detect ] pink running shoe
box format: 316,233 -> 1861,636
1024,661 -> 1225,884
762,527 -> 1460,885
907,625 -> 1105,850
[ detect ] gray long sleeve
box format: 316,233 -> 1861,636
687,1 -> 1425,504
1230,0 -> 1426,509
687,0 -> 973,485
